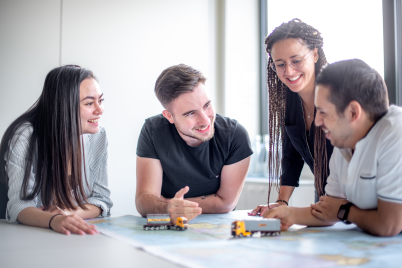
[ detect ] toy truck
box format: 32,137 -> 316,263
231,218 -> 280,237
143,214 -> 188,231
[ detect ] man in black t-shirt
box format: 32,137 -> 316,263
135,64 -> 253,222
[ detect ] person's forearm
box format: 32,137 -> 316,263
75,204 -> 102,219
136,193 -> 169,217
17,207 -> 56,228
186,193 -> 234,214
292,207 -> 335,227
348,207 -> 401,237
278,186 -> 295,203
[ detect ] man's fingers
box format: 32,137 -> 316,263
280,223 -> 291,231
262,208 -> 276,218
181,200 -> 199,207
259,207 -> 269,216
170,207 -> 202,221
170,206 -> 202,215
311,203 -> 323,213
173,186 -> 190,199
172,211 -> 200,221
169,199 -> 199,207
311,209 -> 324,220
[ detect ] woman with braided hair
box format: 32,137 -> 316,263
249,18 -> 333,216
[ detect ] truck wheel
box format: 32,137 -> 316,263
151,227 -> 155,231
155,227 -> 160,230
239,234 -> 243,238
176,226 -> 180,231
145,227 -> 150,231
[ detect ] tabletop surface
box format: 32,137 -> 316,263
2,211 -> 402,268
0,218 -> 181,268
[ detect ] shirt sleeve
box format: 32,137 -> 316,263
6,126 -> 38,223
324,148 -> 345,198
225,122 -> 253,165
280,126 -> 304,187
376,125 -> 402,204
86,129 -> 113,217
136,120 -> 159,159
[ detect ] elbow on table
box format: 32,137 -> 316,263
135,197 -> 147,218
369,223 -> 402,237
216,200 -> 237,214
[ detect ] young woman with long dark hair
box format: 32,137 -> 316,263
249,19 -> 334,216
0,65 -> 112,235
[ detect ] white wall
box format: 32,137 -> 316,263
0,0 -> 262,216
224,0 -> 260,140
0,0 -> 60,133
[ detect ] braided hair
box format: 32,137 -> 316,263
265,18 -> 329,203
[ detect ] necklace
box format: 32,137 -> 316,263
302,101 -> 314,119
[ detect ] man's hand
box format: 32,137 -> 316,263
262,205 -> 295,231
168,186 -> 202,222
248,203 -> 282,216
50,214 -> 99,235
311,195 -> 348,222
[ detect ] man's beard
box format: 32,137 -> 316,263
175,116 -> 216,143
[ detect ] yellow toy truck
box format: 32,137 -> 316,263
143,214 -> 188,231
231,218 -> 280,237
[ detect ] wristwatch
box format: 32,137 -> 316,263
337,202 -> 354,224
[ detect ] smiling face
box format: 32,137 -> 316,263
314,84 -> 353,149
162,83 -> 216,147
270,38 -> 318,94
79,78 -> 104,134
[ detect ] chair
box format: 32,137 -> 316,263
0,181 -> 8,219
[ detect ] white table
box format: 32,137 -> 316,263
0,219 -> 181,268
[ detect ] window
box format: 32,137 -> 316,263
267,0 -> 384,77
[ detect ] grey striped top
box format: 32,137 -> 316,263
5,124 -> 113,223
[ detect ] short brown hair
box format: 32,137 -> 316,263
154,64 -> 206,109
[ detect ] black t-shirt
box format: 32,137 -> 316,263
282,89 -> 333,190
136,114 -> 253,198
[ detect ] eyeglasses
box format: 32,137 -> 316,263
270,50 -> 313,73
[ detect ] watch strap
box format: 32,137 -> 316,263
337,202 -> 354,224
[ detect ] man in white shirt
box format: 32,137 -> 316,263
264,59 -> 402,237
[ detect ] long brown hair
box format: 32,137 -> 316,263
265,18 -> 329,202
0,65 -> 96,211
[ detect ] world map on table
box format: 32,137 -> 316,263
87,211 -> 402,268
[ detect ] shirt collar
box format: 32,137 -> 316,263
339,148 -> 353,163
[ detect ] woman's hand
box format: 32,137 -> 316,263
49,214 -> 99,235
248,203 -> 282,216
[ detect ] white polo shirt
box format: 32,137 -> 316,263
325,105 -> 402,209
